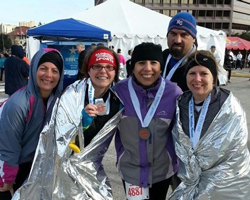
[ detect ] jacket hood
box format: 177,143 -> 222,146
28,48 -> 64,98
11,45 -> 25,59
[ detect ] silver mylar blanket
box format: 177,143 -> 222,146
12,79 -> 122,200
169,92 -> 250,200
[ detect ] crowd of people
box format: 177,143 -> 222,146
0,12 -> 250,200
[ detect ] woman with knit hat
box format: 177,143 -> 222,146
113,42 -> 182,200
169,50 -> 250,199
0,48 -> 64,199
12,46 -> 123,200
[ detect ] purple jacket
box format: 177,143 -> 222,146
113,76 -> 182,187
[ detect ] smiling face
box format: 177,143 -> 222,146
133,60 -> 161,87
88,63 -> 116,97
186,65 -> 214,101
36,62 -> 60,99
167,29 -> 195,59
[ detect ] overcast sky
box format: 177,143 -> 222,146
0,0 -> 94,26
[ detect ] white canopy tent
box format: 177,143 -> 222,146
74,0 -> 226,67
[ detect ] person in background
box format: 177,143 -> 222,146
169,50 -> 250,200
117,48 -> 126,66
113,43 -> 182,200
90,43 -> 97,51
229,50 -> 236,69
247,53 -> 250,68
224,50 -> 233,83
0,53 -> 6,81
210,45 -> 220,63
4,45 -> 29,96
117,48 -> 127,79
236,51 -> 243,70
0,48 -> 64,200
126,49 -> 133,78
76,43 -> 87,80
109,45 -> 114,52
210,45 -> 228,86
12,46 -> 122,200
23,54 -> 30,65
162,12 -> 197,91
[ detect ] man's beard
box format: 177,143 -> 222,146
169,44 -> 184,59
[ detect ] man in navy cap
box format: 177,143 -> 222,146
162,12 -> 197,91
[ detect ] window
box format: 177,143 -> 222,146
216,11 -> 223,17
163,10 -> 171,15
217,0 -> 224,4
207,10 -> 213,17
223,23 -> 229,29
198,10 -> 206,17
199,0 -> 206,4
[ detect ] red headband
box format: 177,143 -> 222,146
88,49 -> 117,71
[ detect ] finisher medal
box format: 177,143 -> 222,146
95,98 -> 107,116
139,128 -> 151,140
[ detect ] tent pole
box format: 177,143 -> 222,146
245,50 -> 248,68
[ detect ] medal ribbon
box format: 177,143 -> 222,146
128,77 -> 165,128
189,93 -> 211,149
87,79 -> 95,104
163,45 -> 196,79
87,79 -> 110,115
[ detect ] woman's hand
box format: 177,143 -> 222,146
0,182 -> 14,196
85,104 -> 98,117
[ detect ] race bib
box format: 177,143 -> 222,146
125,182 -> 149,200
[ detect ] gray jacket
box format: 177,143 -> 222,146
0,49 -> 64,175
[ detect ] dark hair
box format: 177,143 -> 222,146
4,53 -> 9,58
80,46 -> 120,82
97,43 -> 104,47
117,49 -> 121,53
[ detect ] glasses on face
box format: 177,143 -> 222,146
91,65 -> 115,71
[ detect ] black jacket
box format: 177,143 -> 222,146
4,56 -> 29,95
162,49 -> 189,92
224,54 -> 233,70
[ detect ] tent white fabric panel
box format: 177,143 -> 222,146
74,0 -> 226,64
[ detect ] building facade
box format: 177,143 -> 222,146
8,26 -> 30,47
0,24 -> 17,34
95,0 -> 250,35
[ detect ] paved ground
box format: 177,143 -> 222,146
0,68 -> 249,199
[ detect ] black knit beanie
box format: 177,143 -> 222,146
38,51 -> 63,76
131,43 -> 163,70
186,52 -> 218,84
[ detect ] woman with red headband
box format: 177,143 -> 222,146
12,46 -> 123,200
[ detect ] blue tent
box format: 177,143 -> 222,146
27,18 -> 111,41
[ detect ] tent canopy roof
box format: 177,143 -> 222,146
226,37 -> 250,50
27,18 -> 111,41
73,0 -> 225,39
